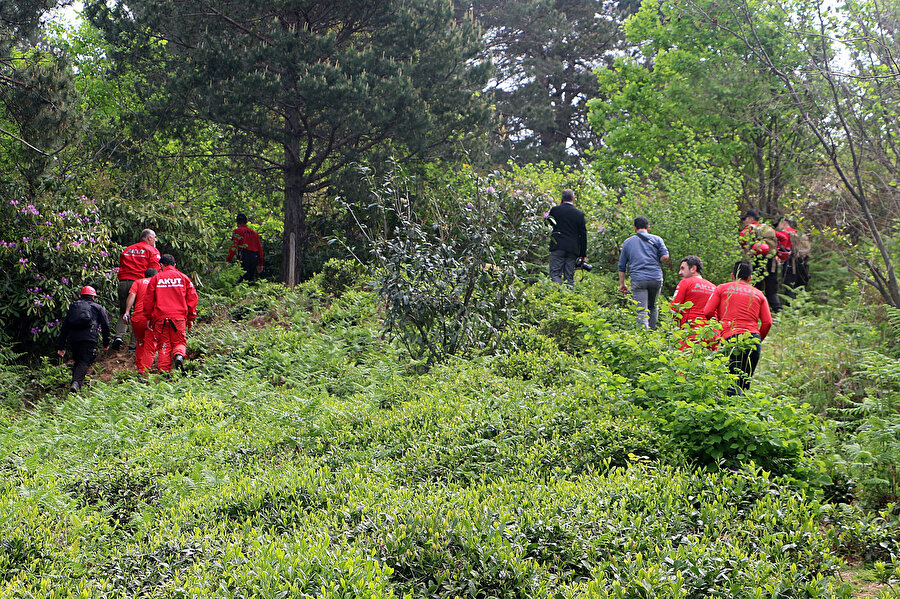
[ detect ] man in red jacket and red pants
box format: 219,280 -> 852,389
143,254 -> 198,372
113,229 -> 161,350
122,268 -> 158,374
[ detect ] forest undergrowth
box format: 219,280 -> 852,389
1,265 -> 899,598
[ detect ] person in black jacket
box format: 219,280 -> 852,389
547,189 -> 587,288
57,286 -> 111,392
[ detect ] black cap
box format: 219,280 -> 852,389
741,209 -> 759,220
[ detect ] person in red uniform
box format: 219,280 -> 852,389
671,256 -> 716,327
739,210 -> 781,313
226,214 -> 263,283
774,216 -> 801,299
671,256 -> 717,349
113,229 -> 161,350
142,254 -> 198,372
122,268 -> 158,374
703,260 -> 773,395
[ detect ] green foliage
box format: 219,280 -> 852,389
2,226 -> 899,597
472,0 -> 634,164
588,0 -> 818,211
100,194 -> 218,280
0,193 -> 117,350
760,287 -> 878,412
317,258 -> 368,297
86,0 -> 491,282
365,164 -> 545,364
593,158 -> 745,289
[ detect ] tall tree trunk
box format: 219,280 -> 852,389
281,118 -> 307,285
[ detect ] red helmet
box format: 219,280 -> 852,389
80,285 -> 97,297
751,242 -> 770,256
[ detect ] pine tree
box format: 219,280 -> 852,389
1,1 -> 79,195
465,0 -> 637,164
86,0 -> 491,282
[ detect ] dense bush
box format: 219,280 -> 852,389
594,160 -> 744,290
363,164 -> 545,364
0,193 -> 117,351
1,241 -> 898,597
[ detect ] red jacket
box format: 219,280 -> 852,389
703,280 -> 772,340
128,277 -> 152,322
671,276 -> 716,327
775,226 -> 796,261
226,225 -> 263,266
119,241 -> 161,281
143,265 -> 198,322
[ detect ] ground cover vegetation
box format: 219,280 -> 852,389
2,0 -> 900,595
1,269 -> 898,597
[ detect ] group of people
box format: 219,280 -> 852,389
57,229 -> 198,392
56,214 -> 264,392
547,189 -> 811,394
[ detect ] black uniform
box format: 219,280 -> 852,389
57,297 -> 111,389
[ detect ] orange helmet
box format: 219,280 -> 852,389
751,242 -> 770,256
79,286 -> 97,297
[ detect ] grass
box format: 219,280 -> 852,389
1,275 -> 898,597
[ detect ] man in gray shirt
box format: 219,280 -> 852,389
618,216 -> 671,329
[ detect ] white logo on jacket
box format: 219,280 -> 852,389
157,278 -> 185,288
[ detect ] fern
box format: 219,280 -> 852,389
885,304 -> 900,358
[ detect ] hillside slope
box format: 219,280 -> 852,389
0,275 -> 894,598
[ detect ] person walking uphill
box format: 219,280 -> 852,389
226,213 -> 264,283
122,268 -> 158,374
57,286 -> 111,392
703,260 -> 773,395
739,210 -> 781,313
113,229 -> 161,350
546,189 -> 587,289
618,216 -> 671,329
142,254 -> 198,372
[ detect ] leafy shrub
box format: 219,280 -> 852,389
593,159 -> 744,291
363,164 -> 543,364
0,193 -> 116,350
318,257 -> 367,296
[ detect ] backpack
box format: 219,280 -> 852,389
68,300 -> 95,330
752,223 -> 778,256
789,229 -> 811,260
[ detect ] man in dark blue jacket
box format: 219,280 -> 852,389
547,189 -> 587,288
57,286 -> 111,392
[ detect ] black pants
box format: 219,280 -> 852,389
754,257 -> 781,313
239,249 -> 260,283
782,258 -> 809,291
71,340 -> 99,386
725,333 -> 761,396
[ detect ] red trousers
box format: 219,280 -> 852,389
132,317 -> 157,373
154,318 -> 187,372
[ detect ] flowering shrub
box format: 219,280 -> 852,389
0,194 -> 117,351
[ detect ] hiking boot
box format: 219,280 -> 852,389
70,381 -> 81,393
173,354 -> 185,371
110,337 -> 124,351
